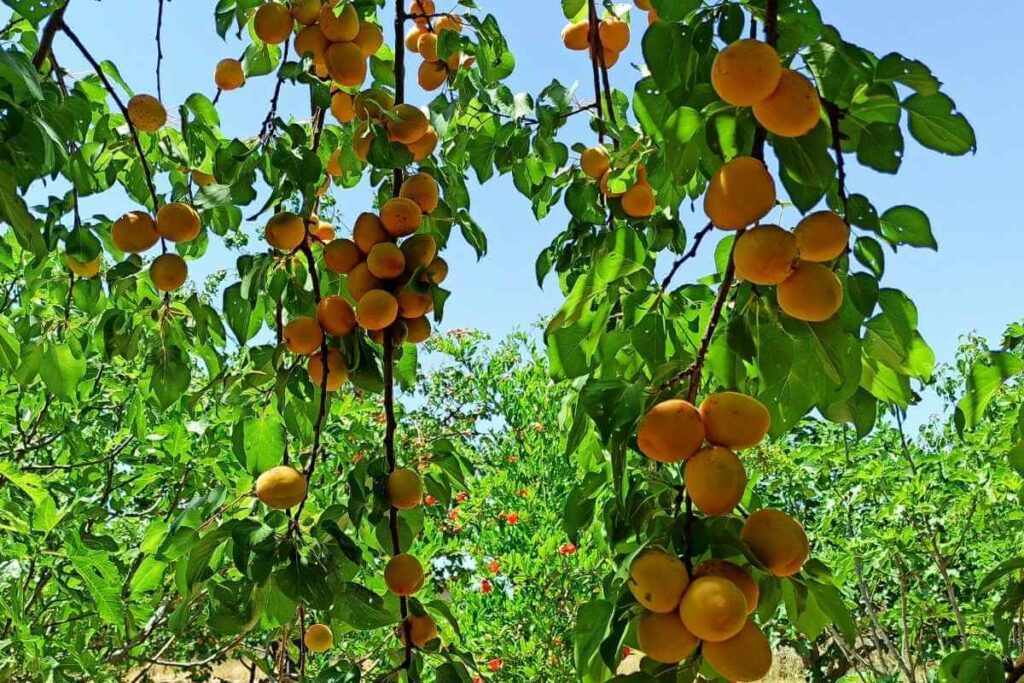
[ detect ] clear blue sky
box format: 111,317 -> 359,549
19,1 -> 1024,425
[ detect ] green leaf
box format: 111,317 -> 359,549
234,415 -> 285,474
956,351 -> 1024,432
0,461 -> 58,532
903,93 -> 976,156
880,205 -> 936,249
574,599 -> 613,677
772,123 -> 836,212
148,344 -> 192,410
0,168 -> 46,256
937,650 -> 1004,683
853,236 -> 884,277
332,582 -> 396,630
40,342 -> 86,400
69,552 -> 124,625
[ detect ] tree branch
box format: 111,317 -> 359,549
32,1 -> 69,69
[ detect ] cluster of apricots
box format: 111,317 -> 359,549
404,0 -> 472,91
327,88 -> 438,165
579,149 -> 656,219
560,10 -> 631,69
629,392 -> 809,680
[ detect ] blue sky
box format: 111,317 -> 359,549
19,1 -> 1024,426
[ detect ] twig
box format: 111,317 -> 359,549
259,41 -> 291,142
658,220 -> 714,295
31,1 -> 69,69
155,0 -> 165,101
824,100 -> 849,216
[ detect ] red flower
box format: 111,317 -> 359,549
472,678 -> 483,683
559,542 -> 577,556
505,512 -> 519,525
488,559 -> 500,574
448,509 -> 459,521
455,491 -> 469,503
480,578 -> 493,594
517,488 -> 529,498
507,455 -> 518,463
424,495 -> 437,506
622,646 -> 633,658
488,658 -> 503,672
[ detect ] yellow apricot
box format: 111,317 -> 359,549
407,126 -> 438,161
395,286 -> 432,318
636,610 -> 698,664
599,17 -> 629,52
793,211 -> 850,262
581,146 -> 610,179
353,212 -> 388,254
384,553 -> 424,596
67,255 -> 100,278
149,254 -> 187,292
354,21 -> 384,57
367,242 -> 406,279
562,22 -> 590,51
283,317 -> 324,355
331,91 -> 355,123
699,391 -> 771,449
711,39 -> 782,107
326,42 -> 367,88
401,233 -> 437,270
702,620 -> 773,681
319,2 -> 358,42
324,238 -> 362,274
346,262 -> 381,301
435,14 -> 462,33
409,0 -> 435,17
402,614 -> 438,648
388,468 -> 424,509
399,172 -> 440,214
291,0 -> 322,25
353,121 -> 373,162
685,446 -> 747,516
156,202 -> 201,243
417,32 -> 439,62
214,58 -> 245,91
693,560 -> 759,615
294,25 -> 329,65
418,60 -> 448,91
315,222 -> 335,242
628,549 -> 689,613
678,576 -> 747,642
424,257 -> 448,284
191,170 -> 216,187
126,94 -> 166,133
404,316 -> 431,344
753,69 -> 822,138
254,2 -> 293,44
405,25 -> 425,53
357,290 -> 399,331
307,348 -> 349,391
256,465 -> 307,509
733,224 -> 798,285
636,399 -> 705,463
741,508 -> 809,577
777,260 -> 843,322
265,212 -> 306,251
317,295 -> 356,336
622,181 -> 656,218
591,44 -> 619,68
704,156 -> 776,230
303,623 -> 333,653
387,104 -> 429,145
380,197 -> 423,237
112,211 -> 159,253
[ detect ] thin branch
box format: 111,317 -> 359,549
32,1 -> 69,69
823,99 -> 849,216
259,41 -> 291,143
155,0 -> 165,101
658,220 -> 714,294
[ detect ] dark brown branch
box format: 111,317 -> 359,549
659,220 -> 714,294
824,100 -> 849,215
32,1 -> 69,69
155,0 -> 165,101
259,41 -> 291,142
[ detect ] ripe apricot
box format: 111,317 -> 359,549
283,317 -> 324,355
256,465 -> 307,509
702,620 -> 773,681
357,290 -> 399,331
395,286 -> 432,318
385,553 -> 424,596
307,347 -> 349,391
319,2 -> 358,42
417,32 -> 439,62
636,610 -> 698,664
685,446 -> 747,516
628,548 -> 689,613
126,94 -> 166,132
331,91 -> 355,123
407,126 -> 438,160
418,61 -> 448,91
794,211 -> 849,262
353,121 -> 373,162
112,211 -> 159,253
326,42 -> 367,88
191,170 -> 216,187
150,254 -> 187,292
402,614 -> 438,648
294,25 -> 329,65
156,202 -> 201,243
367,242 -> 406,279
777,261 -> 843,322
353,212 -> 388,253
325,147 -> 343,177
387,104 -> 429,144
405,25 -> 425,52
265,212 -> 306,251
380,197 -> 423,237
591,44 -> 619,68
562,22 -> 590,51
400,172 -> 440,214
679,576 -> 747,642
704,156 -> 776,230
291,0 -> 322,25
753,69 -> 822,138
404,316 -> 431,344
435,14 -> 462,33
401,233 -> 437,270
581,146 -> 610,179
254,2 -> 293,44
599,17 -> 629,52
354,21 -> 384,56
354,88 -> 394,120
742,508 -> 809,577
693,560 -> 759,615
424,256 -> 448,284
699,391 -> 771,449
324,238 -> 362,274
214,58 -> 245,91
346,262 -> 382,301
622,181 -> 656,218
317,295 -> 356,336
388,468 -> 423,509
67,255 -> 100,278
711,39 -> 782,107
303,623 -> 333,653
636,399 -> 705,463
409,0 -> 435,16
315,222 -> 335,242
734,224 -> 798,285
634,0 -> 652,8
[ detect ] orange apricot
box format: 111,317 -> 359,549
733,224 -> 798,285
112,211 -> 159,253
699,392 -> 771,449
684,446 -> 747,516
317,295 -> 357,336
753,69 -> 822,138
636,399 -> 705,463
776,260 -> 843,322
711,39 -> 783,107
704,156 -> 776,230
793,211 -> 850,262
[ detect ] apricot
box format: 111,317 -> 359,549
599,17 -> 629,52
354,88 -> 394,120
387,104 -> 429,144
346,262 -> 382,301
742,509 -> 809,577
255,464 -> 307,509
265,212 -> 306,251
291,0 -> 321,25
317,295 -> 356,336
693,560 -> 759,615
354,22 -> 384,57
325,147 -> 343,177
303,623 -> 333,653
331,91 -> 355,123
636,610 -> 698,664
628,548 -> 689,613
353,212 -> 388,253
685,446 -> 747,516
307,347 -> 349,391
793,211 -> 850,262
409,0 -> 434,16
150,254 -> 187,292
324,238 -> 362,274
734,224 -> 797,285
384,553 -> 424,596
418,61 -> 448,92
704,156 -> 776,230
283,317 -> 324,355
407,126 -> 438,161
622,181 -> 656,218
424,257 -> 448,284
380,197 -> 423,237
711,39 -> 782,107
156,202 -> 200,243
699,391 -> 771,449
367,242 -> 406,279
388,468 -> 423,509
777,261 -> 843,322
315,222 -> 335,242
326,42 -> 367,88
634,0 -> 651,8
254,2 -> 293,44
679,576 -> 747,642
294,25 -> 329,65
400,173 -> 439,214
112,211 -> 159,253
319,2 -> 358,42
753,69 -> 822,138
405,316 -> 431,344
580,146 -> 609,179
357,290 -> 399,331
562,22 -> 590,51
402,614 -> 438,648
591,44 -> 619,68
191,170 -> 216,187
435,14 -> 462,33
214,58 -> 245,91
353,121 -> 373,162
126,94 -> 166,132
702,620 -> 773,681
401,233 -> 437,270
636,399 -> 705,463
417,32 -> 439,62
395,286 -> 432,318
67,255 -> 100,278
405,25 -> 426,52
